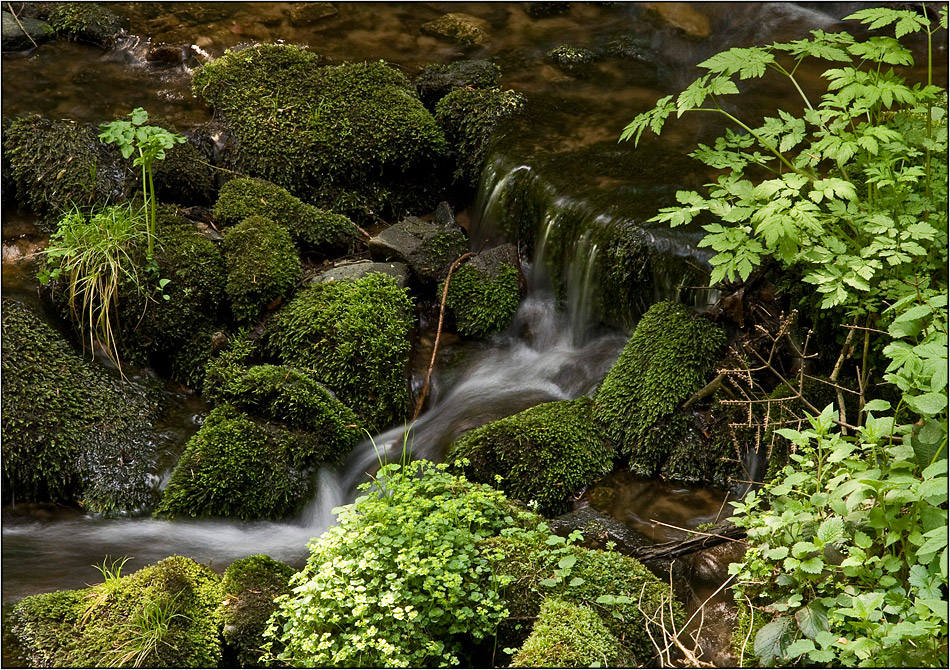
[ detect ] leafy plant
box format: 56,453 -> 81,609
99,107 -> 186,261
37,203 -> 155,371
622,7 -> 948,320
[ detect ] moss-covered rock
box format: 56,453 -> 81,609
265,273 -> 414,432
511,597 -> 633,667
547,45 -> 597,74
203,335 -> 362,452
222,215 -> 300,324
435,86 -> 525,186
43,2 -> 128,47
6,556 -> 222,668
448,397 -> 614,516
156,403 -> 330,521
2,115 -> 127,229
213,176 -> 357,250
482,529 -> 680,666
218,555 -> 296,668
420,12 -> 489,47
1,298 -> 165,513
442,244 -> 523,337
368,215 -> 468,283
591,301 -> 726,476
118,211 -> 227,388
150,134 -> 215,207
414,59 -> 501,110
192,45 -> 448,222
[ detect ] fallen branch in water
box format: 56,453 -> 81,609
631,520 -> 746,563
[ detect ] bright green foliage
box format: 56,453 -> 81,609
38,203 -> 150,370
222,215 -> 300,324
156,404 -> 328,521
3,114 -> 124,229
265,273 -> 414,432
6,556 -> 223,668
442,262 -> 521,337
591,301 -> 726,474
448,398 -> 614,516
435,86 -> 524,185
213,176 -> 357,249
483,525 -> 680,666
622,9 -> 948,318
99,108 -> 187,261
203,337 -> 362,457
118,212 -> 226,387
262,461 -> 523,667
511,597 -> 632,668
192,45 -> 447,221
729,405 -> 948,668
218,555 -> 296,668
1,298 -> 162,511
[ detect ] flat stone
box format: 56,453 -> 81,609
2,11 -> 52,51
310,260 -> 409,288
550,505 -> 653,555
368,216 -> 468,282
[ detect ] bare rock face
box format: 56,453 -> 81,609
421,12 -> 490,48
309,260 -> 409,289
1,11 -> 52,51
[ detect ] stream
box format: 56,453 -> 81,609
2,2 -> 930,665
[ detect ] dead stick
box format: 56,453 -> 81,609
412,251 -> 474,421
7,3 -> 38,49
649,518 -> 744,544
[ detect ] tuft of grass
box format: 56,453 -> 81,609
38,203 -> 157,375
81,556 -> 132,625
112,591 -> 189,668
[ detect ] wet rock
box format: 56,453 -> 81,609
145,41 -> 186,65
290,2 -> 338,25
415,59 -> 501,109
444,243 -> 524,337
421,12 -> 489,48
310,260 -> 409,289
1,10 -> 53,51
527,3 -> 572,19
547,45 -> 597,73
368,215 -> 468,283
643,2 -> 710,39
44,2 -> 129,47
549,505 -> 653,554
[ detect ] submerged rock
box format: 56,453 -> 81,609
1,10 -> 53,51
368,214 -> 468,283
549,505 -> 653,555
420,12 -> 490,47
414,59 -> 501,110
1,298 -> 165,514
20,1 -> 129,47
6,556 -> 223,667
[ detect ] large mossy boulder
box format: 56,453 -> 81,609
218,555 -> 296,668
442,243 -> 523,337
265,272 -> 414,432
38,1 -> 128,47
118,212 -> 227,388
2,115 -> 127,229
591,301 -> 726,477
213,176 -> 357,250
222,215 -> 301,324
6,556 -> 223,668
203,336 -> 363,448
482,529 -> 680,667
414,59 -> 501,110
368,215 -> 468,283
192,44 -> 448,222
448,397 -> 614,516
435,86 -> 525,186
1,298 -> 164,513
511,597 -> 633,667
156,404 -> 330,521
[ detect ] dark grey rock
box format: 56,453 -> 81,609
415,59 -> 501,109
550,505 -> 653,555
368,216 -> 468,282
310,260 -> 409,289
1,11 -> 52,51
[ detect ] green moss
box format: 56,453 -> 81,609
222,215 -> 301,324
3,115 -> 126,230
511,597 -> 633,668
265,273 -> 414,432
119,212 -> 226,386
435,87 -> 524,186
213,176 -> 357,249
482,530 -> 680,666
218,555 -> 295,668
156,404 -> 325,521
731,596 -> 768,667
1,298 -> 163,512
203,337 -> 362,457
592,301 -> 726,476
45,2 -> 128,46
547,45 -> 597,75
442,262 -> 521,337
192,45 -> 447,221
7,556 -> 222,668
448,398 -> 614,516
414,59 -> 501,109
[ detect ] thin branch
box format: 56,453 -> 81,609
7,2 -> 38,48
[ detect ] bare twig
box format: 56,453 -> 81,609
7,2 -> 38,48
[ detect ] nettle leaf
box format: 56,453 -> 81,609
755,617 -> 794,664
906,392 -> 948,416
795,601 -> 830,640
817,517 -> 845,544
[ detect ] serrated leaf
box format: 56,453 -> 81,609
755,617 -> 793,663
785,638 -> 815,657
795,602 -> 829,639
817,517 -> 845,544
907,392 -> 948,416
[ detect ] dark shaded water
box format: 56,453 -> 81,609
4,2 -> 940,665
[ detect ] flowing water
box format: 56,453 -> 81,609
3,2 -> 942,664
